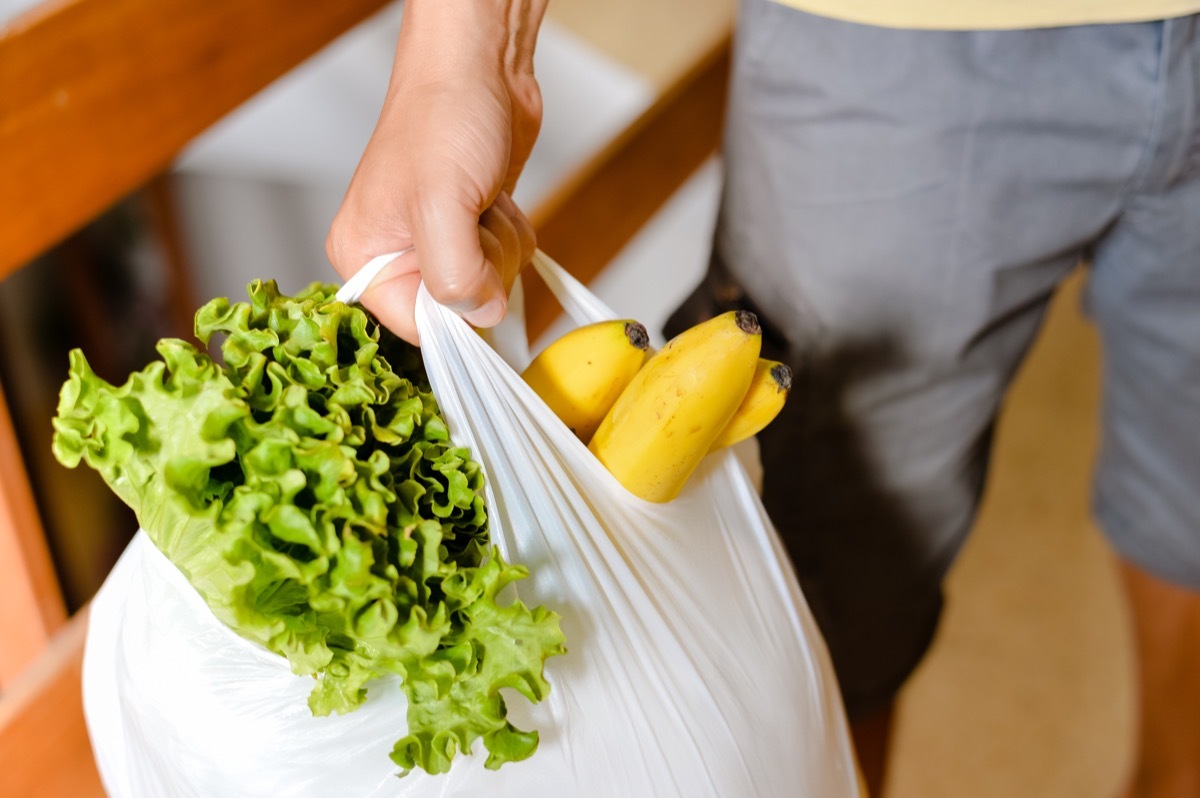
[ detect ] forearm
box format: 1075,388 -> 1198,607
395,0 -> 550,86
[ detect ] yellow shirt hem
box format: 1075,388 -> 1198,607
769,0 -> 1200,30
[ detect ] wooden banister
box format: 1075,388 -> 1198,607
0,379 -> 66,686
0,610 -> 102,798
0,0 -> 392,282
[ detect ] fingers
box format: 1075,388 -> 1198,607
486,192 -> 535,293
334,191 -> 535,342
493,191 -> 536,266
326,203 -> 395,284
413,196 -> 508,328
482,193 -> 530,291
414,192 -> 533,328
359,267 -> 423,346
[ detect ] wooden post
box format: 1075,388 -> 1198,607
0,610 -> 102,798
0,379 -> 66,687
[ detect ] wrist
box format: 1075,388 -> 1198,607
397,0 -> 547,78
401,0 -> 512,71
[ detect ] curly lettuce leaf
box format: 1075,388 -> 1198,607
52,280 -> 565,775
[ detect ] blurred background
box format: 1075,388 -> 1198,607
0,1 -> 1135,795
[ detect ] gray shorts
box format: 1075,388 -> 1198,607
666,3 -> 1200,716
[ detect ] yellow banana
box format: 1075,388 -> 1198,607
708,359 -> 792,451
522,319 -> 650,442
588,310 -> 762,502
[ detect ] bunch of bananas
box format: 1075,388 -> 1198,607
522,311 -> 792,503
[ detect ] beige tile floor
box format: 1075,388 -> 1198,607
550,3 -> 1138,794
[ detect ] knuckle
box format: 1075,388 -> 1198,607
513,75 -> 543,125
325,216 -> 348,271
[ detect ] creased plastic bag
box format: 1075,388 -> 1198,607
82,252 -> 861,797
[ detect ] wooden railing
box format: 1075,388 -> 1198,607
0,0 -> 394,281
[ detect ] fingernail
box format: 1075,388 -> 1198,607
463,297 -> 506,328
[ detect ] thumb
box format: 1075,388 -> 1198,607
413,196 -> 507,328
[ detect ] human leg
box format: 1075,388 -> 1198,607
670,4 -> 1168,792
849,704 -> 894,796
1119,561 -> 1200,798
1085,18 -> 1200,790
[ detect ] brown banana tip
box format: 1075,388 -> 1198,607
625,321 -> 650,350
734,310 -> 760,335
770,363 -> 793,392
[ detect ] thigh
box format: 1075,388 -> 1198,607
1087,119 -> 1200,585
673,2 -> 1161,713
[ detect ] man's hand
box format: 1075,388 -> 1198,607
327,0 -> 548,343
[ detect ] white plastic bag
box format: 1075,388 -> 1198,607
83,252 -> 861,797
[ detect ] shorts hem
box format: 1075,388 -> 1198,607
1095,500 -> 1200,592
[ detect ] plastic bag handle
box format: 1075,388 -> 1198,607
336,248 -> 618,331
526,250 -> 620,327
334,247 -> 414,305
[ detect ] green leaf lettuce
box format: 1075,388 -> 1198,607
52,280 -> 565,775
